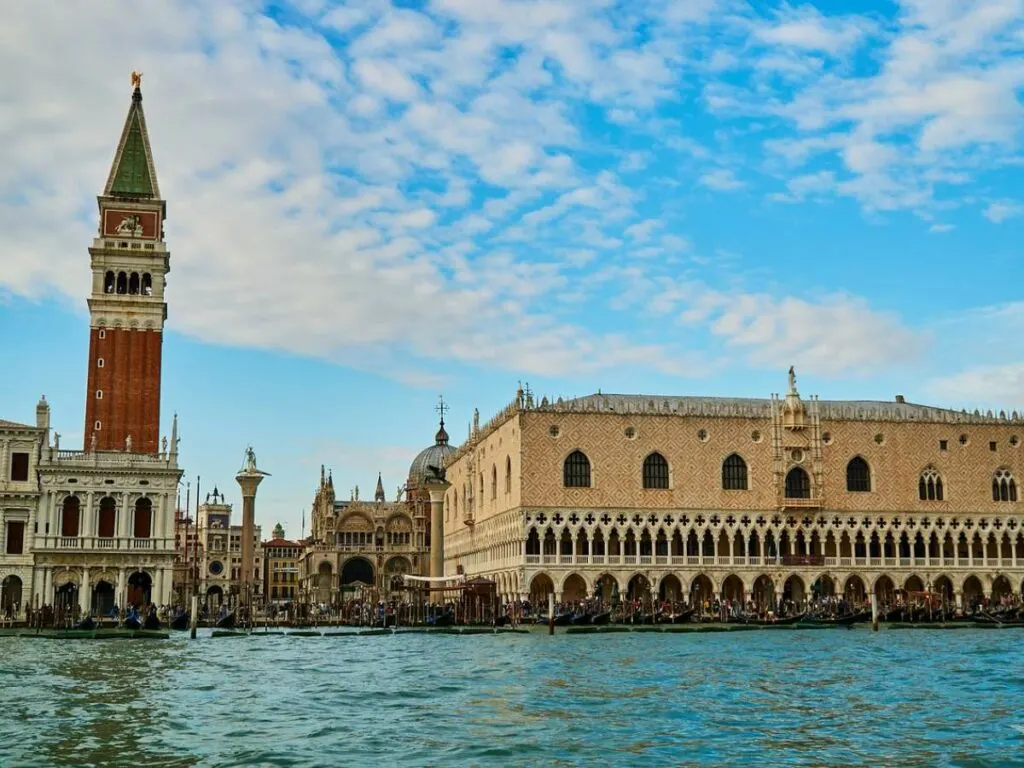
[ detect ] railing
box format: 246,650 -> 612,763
639,556 -> 652,565
35,535 -> 174,552
781,554 -> 825,566
777,496 -> 823,509
655,556 -> 668,565
525,554 -> 540,564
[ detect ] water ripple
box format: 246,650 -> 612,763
1,628 -> 1022,766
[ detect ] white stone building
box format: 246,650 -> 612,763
0,403 -> 47,619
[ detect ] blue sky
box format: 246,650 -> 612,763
2,0 -> 1023,537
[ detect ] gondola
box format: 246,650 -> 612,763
494,615 -> 511,627
589,611 -> 611,625
800,611 -> 863,627
429,610 -> 455,627
169,612 -> 190,631
668,608 -> 695,624
123,616 -> 142,630
143,612 -> 161,630
74,616 -> 96,630
749,612 -> 805,627
215,611 -> 236,629
570,612 -> 591,626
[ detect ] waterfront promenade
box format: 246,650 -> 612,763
1,628 -> 1022,767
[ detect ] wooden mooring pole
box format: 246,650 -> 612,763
548,593 -> 555,636
871,593 -> 879,632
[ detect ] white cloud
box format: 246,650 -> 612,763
699,168 -> 745,191
984,200 -> 1024,223
927,363 -> 1024,407
691,291 -> 923,375
756,7 -> 870,55
929,223 -> 954,233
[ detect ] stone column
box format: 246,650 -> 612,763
117,568 -> 127,609
423,478 -> 451,580
42,568 -> 52,606
120,493 -> 131,539
85,492 -> 95,538
81,567 -> 91,614
236,449 -> 269,619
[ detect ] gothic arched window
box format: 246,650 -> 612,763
993,469 -> 1017,502
919,467 -> 944,501
722,454 -> 748,491
563,450 -> 591,488
846,457 -> 871,492
491,464 -> 497,500
785,467 -> 811,499
642,452 -> 669,489
505,456 -> 512,494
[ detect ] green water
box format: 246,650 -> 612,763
1,627 -> 1021,766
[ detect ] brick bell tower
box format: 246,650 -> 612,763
84,73 -> 168,454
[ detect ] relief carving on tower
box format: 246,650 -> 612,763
102,209 -> 158,239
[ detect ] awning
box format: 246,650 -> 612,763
401,574 -> 467,584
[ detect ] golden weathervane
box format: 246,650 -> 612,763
131,71 -> 143,90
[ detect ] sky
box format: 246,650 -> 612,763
1,0 -> 1023,539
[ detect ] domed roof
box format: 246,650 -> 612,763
408,420 -> 457,488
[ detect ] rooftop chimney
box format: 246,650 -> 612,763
895,395 -> 905,404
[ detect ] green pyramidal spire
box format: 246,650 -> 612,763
104,82 -> 160,199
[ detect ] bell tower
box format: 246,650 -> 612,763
84,73 -> 168,454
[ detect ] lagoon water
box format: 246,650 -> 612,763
1,628 -> 1022,767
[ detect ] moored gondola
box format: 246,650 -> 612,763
428,610 -> 455,627
589,611 -> 611,625
215,611 -> 236,629
74,616 -> 96,630
668,608 -> 695,624
749,612 -> 805,626
800,611 -> 864,627
169,612 -> 190,631
123,616 -> 142,630
143,611 -> 161,631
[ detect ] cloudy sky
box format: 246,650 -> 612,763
1,0 -> 1023,537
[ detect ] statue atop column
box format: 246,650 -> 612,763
788,366 -> 797,394
242,445 -> 258,473
53,432 -> 60,451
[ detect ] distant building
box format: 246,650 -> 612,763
190,487 -> 262,612
441,376 -> 1024,610
263,523 -> 302,607
298,412 -> 454,606
0,412 -> 46,618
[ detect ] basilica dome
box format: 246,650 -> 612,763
407,421 -> 457,488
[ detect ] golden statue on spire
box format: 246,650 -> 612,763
131,71 -> 143,90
